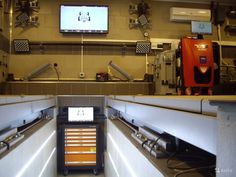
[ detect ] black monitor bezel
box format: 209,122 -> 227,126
59,4 -> 109,34
191,21 -> 212,35
68,106 -> 94,122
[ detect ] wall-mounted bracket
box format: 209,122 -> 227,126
15,0 -> 40,28
129,1 -> 151,32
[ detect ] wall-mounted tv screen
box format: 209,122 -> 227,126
191,21 -> 212,35
68,107 -> 94,122
60,5 -> 109,33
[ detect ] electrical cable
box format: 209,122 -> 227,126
149,136 -> 162,155
166,151 -> 216,177
166,152 -> 209,171
145,53 -> 148,74
217,24 -> 223,79
1,141 -> 10,150
53,65 -> 59,81
18,118 -> 44,134
117,117 -> 137,132
81,34 -> 84,74
141,139 -> 149,148
173,165 -> 215,177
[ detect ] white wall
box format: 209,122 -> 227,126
10,0 -> 236,81
105,119 -> 164,177
0,118 -> 57,177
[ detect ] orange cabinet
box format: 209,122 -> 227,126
62,125 -> 99,175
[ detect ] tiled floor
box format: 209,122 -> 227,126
57,170 -> 105,177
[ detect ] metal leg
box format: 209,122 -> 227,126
63,169 -> 68,176
209,101 -> 236,177
93,169 -> 98,176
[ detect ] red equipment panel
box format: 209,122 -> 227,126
181,37 -> 214,87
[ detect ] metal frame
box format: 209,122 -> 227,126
107,96 -> 236,177
108,97 -> 217,154
0,96 -> 56,131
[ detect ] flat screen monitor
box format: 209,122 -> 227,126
60,5 -> 109,33
68,107 -> 94,122
191,21 -> 212,35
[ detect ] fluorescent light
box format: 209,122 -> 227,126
107,152 -> 120,177
108,133 -> 137,177
16,130 -> 56,177
198,10 -> 207,14
38,147 -> 56,177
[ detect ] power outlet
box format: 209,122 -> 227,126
79,72 -> 85,78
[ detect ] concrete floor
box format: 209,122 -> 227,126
57,170 -> 105,177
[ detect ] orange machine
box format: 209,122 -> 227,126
179,37 -> 215,95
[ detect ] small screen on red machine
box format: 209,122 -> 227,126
191,21 -> 212,35
200,56 -> 207,64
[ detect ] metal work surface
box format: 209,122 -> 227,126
106,118 -> 212,177
0,95 -> 57,177
0,95 -> 56,131
107,95 -> 236,155
112,95 -> 236,115
210,101 -> 236,177
108,97 -> 216,154
0,95 -> 54,105
57,171 -> 104,177
107,95 -> 236,177
0,118 -> 57,177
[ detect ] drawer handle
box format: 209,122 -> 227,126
65,132 -> 96,135
65,161 -> 96,164
65,151 -> 96,154
65,128 -> 96,132
65,136 -> 96,139
65,143 -> 96,147
65,140 -> 96,143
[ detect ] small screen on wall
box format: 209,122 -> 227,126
60,5 -> 109,34
191,21 -> 212,35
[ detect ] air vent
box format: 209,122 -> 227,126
170,7 -> 211,22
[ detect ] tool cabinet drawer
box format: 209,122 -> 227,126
65,146 -> 96,152
60,124 -> 100,174
65,154 -> 96,166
